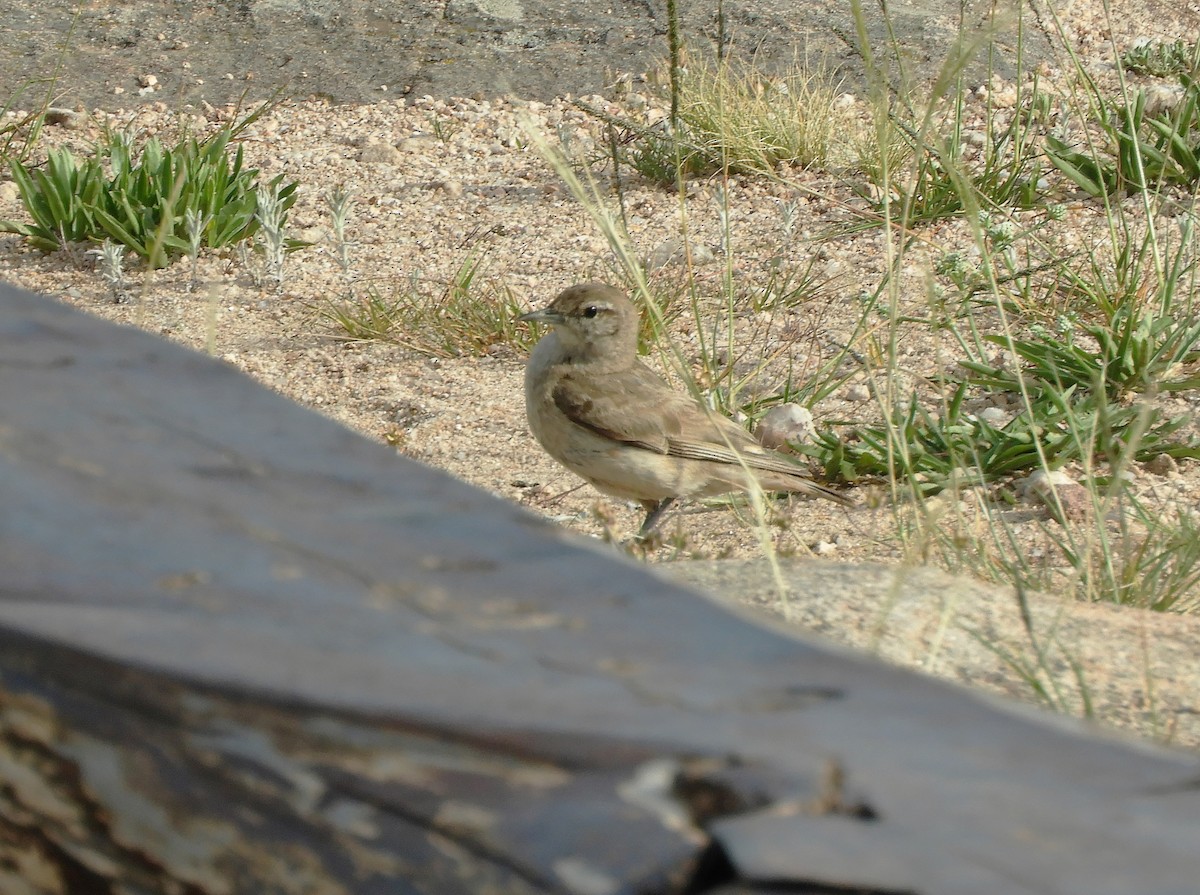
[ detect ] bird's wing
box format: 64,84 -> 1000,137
553,361 -> 815,477
655,382 -> 824,480
666,433 -> 815,477
551,362 -> 699,455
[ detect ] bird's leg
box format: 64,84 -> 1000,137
636,497 -> 675,541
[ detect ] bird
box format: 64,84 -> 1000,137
518,282 -> 850,539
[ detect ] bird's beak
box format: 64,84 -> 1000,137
518,307 -> 563,325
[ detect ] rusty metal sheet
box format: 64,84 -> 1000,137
0,281 -> 1198,894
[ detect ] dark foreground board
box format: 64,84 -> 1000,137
0,280 -> 1197,894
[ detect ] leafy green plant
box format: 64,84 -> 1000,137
2,147 -> 105,251
803,373 -> 1199,494
1046,81 -> 1200,196
958,215 -> 1200,399
1,113 -> 300,267
1121,39 -> 1199,79
963,309 -> 1200,399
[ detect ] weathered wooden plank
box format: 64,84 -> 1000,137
0,280 -> 1197,895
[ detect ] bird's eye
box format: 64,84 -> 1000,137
583,305 -> 599,318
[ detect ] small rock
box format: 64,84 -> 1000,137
43,107 -> 84,129
843,383 -> 871,403
1144,84 -> 1184,118
138,73 -> 158,88
1144,453 -> 1178,477
756,403 -> 814,450
0,181 -> 20,204
813,540 -> 837,556
977,405 -> 1010,427
645,238 -> 716,271
358,142 -> 402,165
1024,469 -> 1090,522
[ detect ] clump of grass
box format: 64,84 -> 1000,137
589,55 -> 863,187
668,56 -> 860,174
321,254 -> 540,358
621,124 -> 714,187
803,379 -> 1198,494
0,104 -> 300,267
860,82 -> 1050,226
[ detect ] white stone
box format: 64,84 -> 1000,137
756,403 -> 815,450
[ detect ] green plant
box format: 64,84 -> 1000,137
964,309 -> 1200,399
2,146 -> 105,251
1,108 -> 300,267
89,239 -> 129,304
804,384 -> 1176,492
863,84 -> 1049,225
1121,39 -> 1199,79
426,111 -> 463,145
960,216 -> 1200,398
587,53 -> 860,188
325,183 -> 356,287
320,288 -> 406,343
1046,79 -> 1200,196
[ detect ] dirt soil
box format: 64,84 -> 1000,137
3,0 -> 1200,749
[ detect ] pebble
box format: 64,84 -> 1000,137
756,403 -> 815,450
43,107 -> 85,129
977,405 -> 1010,427
1144,453 -> 1178,477
843,383 -> 871,402
1024,469 -> 1090,522
358,142 -> 402,165
645,238 -> 716,270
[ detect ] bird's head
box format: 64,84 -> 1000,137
519,283 -> 639,361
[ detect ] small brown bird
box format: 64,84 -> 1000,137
519,282 -> 849,539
